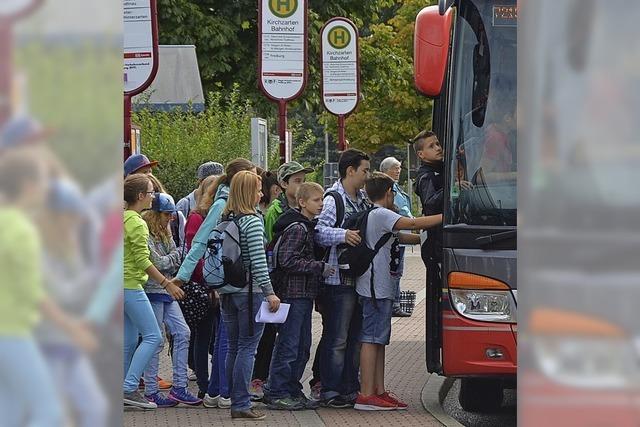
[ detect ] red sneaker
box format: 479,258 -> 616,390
379,391 -> 408,410
354,393 -> 398,411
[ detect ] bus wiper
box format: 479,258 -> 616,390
475,230 -> 516,247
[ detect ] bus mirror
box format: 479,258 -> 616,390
414,5 -> 453,98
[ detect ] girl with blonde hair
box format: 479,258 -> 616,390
217,171 -> 280,420
141,193 -> 201,407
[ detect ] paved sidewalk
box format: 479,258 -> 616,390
125,251 -> 442,426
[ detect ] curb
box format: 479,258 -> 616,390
421,374 -> 464,427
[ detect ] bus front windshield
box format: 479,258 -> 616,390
448,0 -> 517,226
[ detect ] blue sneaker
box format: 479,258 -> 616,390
145,392 -> 178,408
169,387 -> 202,406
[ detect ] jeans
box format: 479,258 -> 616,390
189,305 -> 214,394
267,298 -> 313,399
207,310 -> 229,398
319,286 -> 362,400
123,289 -> 163,393
42,345 -> 109,427
144,300 -> 191,394
0,338 -> 64,427
221,293 -> 265,411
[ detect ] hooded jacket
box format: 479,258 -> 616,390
271,208 -> 324,299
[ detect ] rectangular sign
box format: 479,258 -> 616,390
321,18 -> 359,116
259,0 -> 307,101
123,0 -> 156,94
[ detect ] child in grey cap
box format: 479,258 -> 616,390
177,161 -> 224,218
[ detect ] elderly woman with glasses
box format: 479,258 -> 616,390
379,157 -> 414,317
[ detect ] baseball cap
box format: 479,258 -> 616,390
151,193 -> 177,213
48,179 -> 85,214
124,154 -> 158,177
277,161 -> 314,183
0,116 -> 53,150
197,161 -> 224,180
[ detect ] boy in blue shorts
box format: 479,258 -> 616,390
354,172 -> 442,411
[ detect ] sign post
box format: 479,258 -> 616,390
123,0 -> 159,160
258,0 -> 308,165
0,0 -> 43,127
321,18 -> 359,152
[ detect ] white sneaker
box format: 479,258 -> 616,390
203,393 -> 220,408
218,397 -> 232,409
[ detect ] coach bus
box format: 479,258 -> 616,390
413,0 -> 517,411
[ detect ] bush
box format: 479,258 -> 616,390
133,86 -> 253,199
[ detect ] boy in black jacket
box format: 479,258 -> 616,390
413,130 -> 444,264
265,182 -> 335,411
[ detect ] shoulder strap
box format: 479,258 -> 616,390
324,191 -> 345,228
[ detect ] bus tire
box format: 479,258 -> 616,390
458,378 -> 504,412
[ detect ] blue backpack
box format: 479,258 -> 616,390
203,214 -> 253,290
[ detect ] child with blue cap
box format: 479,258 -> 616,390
141,193 -> 202,407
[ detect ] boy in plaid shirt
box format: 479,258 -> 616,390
265,183 -> 335,410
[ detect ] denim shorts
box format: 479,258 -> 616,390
359,296 -> 393,345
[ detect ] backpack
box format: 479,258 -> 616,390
203,214 -> 253,290
337,207 -> 393,302
312,190 -> 346,262
324,190 -> 345,227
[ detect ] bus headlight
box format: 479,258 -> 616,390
532,337 -> 638,389
450,289 -> 517,323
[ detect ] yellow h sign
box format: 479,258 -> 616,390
269,0 -> 298,18
328,26 -> 351,50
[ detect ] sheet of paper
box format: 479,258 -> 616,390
255,301 -> 290,324
420,229 -> 429,246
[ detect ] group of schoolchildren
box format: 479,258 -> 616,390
122,129 -> 445,420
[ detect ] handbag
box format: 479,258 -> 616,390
177,281 -> 211,327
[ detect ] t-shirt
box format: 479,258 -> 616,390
355,206 -> 402,300
0,208 -> 44,336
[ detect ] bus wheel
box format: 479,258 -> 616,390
458,378 -> 504,412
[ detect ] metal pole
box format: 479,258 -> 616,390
337,115 -> 346,151
0,23 -> 13,127
407,141 -> 413,209
124,95 -> 132,160
324,128 -> 329,163
278,100 -> 287,165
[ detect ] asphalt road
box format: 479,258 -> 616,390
443,379 -> 517,427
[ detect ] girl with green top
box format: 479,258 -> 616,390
123,174 -> 184,409
0,152 -> 65,427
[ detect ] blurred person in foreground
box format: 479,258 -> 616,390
36,178 -> 108,427
0,152 -> 65,426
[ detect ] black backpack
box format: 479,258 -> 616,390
313,190 -> 346,262
324,190 -> 345,228
337,207 -> 392,279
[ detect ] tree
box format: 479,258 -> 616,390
155,0 -> 435,166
